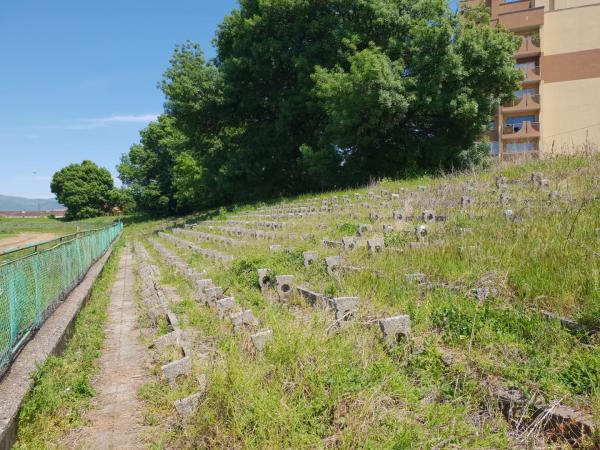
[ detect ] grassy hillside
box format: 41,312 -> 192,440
14,154 -> 600,449
127,154 -> 599,448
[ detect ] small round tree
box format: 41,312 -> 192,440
50,160 -> 117,220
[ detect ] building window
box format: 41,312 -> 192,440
505,115 -> 536,132
505,140 -> 537,153
489,141 -> 500,155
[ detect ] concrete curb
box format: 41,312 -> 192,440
0,244 -> 117,450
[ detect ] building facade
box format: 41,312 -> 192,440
461,0 -> 600,158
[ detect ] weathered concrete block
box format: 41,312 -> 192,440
415,225 -> 427,242
215,297 -> 237,319
257,268 -> 271,290
197,279 -> 214,290
422,210 -> 436,223
251,329 -> 273,351
392,211 -> 404,221
378,315 -> 410,346
230,309 -> 259,332
276,275 -> 294,300
470,287 -> 498,302
405,273 -> 426,285
382,224 -> 394,233
175,391 -> 204,421
499,192 -> 510,206
357,224 -> 372,236
162,356 -> 192,387
153,329 -> 183,352
303,251 -> 319,267
495,176 -> 507,189
391,193 -> 400,200
531,172 -> 544,185
322,239 -> 342,248
325,255 -> 341,275
367,237 -> 385,253
342,236 -> 357,250
202,287 -> 223,307
296,286 -> 325,307
332,297 -> 359,324
460,196 -> 473,207
503,209 -> 514,221
270,244 -> 283,253
148,305 -> 168,325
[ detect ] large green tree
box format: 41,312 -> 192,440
50,160 -> 119,220
119,0 -> 521,213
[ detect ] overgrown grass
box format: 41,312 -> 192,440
13,240 -> 124,449
132,154 -> 600,448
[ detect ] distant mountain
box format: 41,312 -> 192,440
0,195 -> 64,211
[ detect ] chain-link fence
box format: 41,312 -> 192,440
0,222 -> 123,376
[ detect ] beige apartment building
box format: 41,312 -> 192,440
461,0 -> 600,158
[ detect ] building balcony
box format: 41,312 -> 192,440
502,93 -> 540,113
497,6 -> 544,31
516,35 -> 541,58
502,120 -> 540,139
522,65 -> 541,83
495,0 -> 534,17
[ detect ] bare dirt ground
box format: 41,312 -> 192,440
0,232 -> 56,252
62,246 -> 149,449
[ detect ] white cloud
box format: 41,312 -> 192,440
41,114 -> 159,130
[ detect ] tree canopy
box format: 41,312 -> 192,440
51,160 -> 124,220
119,0 -> 521,215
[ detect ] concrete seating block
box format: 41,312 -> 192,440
333,297 -> 359,324
162,356 -> 192,387
531,172 -> 544,185
503,209 -> 514,221
342,236 -> 357,250
415,225 -> 427,242
175,391 -> 205,422
257,268 -> 271,290
460,196 -> 473,207
276,275 -> 294,300
148,305 -> 168,325
405,273 -> 426,285
496,176 -> 508,189
230,309 -> 259,332
251,329 -> 273,351
153,329 -> 183,352
470,287 -> 498,302
422,210 -> 436,223
367,237 -> 385,253
296,286 -> 326,307
322,238 -> 342,248
378,315 -> 411,346
216,297 -> 237,319
325,255 -> 341,275
357,224 -> 372,236
303,251 -> 319,267
202,287 -> 224,307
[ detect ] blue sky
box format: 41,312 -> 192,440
0,0 -> 458,199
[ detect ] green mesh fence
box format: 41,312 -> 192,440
0,222 -> 122,376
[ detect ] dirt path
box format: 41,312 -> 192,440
64,246 -> 148,449
0,232 -> 56,252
